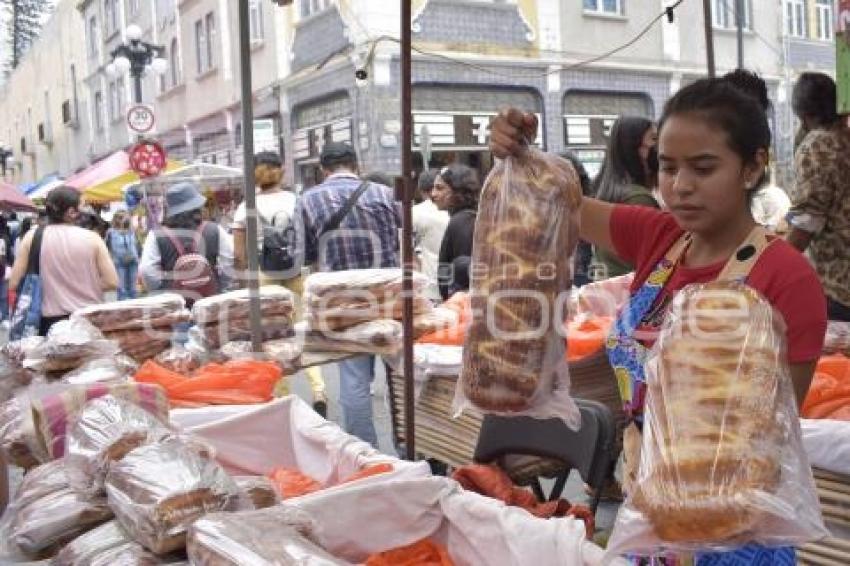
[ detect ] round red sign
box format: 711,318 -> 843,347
128,140 -> 167,178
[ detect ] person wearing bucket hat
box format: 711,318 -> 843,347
139,181 -> 233,303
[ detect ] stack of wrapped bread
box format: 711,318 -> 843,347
190,286 -> 295,350
72,294 -> 191,362
460,150 -> 581,414
0,394 -> 284,563
295,269 -> 458,358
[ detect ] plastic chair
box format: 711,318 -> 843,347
473,399 -> 618,514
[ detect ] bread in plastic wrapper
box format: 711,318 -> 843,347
61,356 -> 139,386
0,396 -> 41,469
103,329 -> 174,363
823,320 -> 850,356
412,307 -> 460,340
187,507 -> 351,566
0,459 -> 113,560
304,269 -> 432,331
24,319 -> 120,374
190,316 -> 294,350
27,382 -> 170,461
155,346 -> 203,376
606,281 -> 828,558
66,395 -> 174,494
232,476 -> 281,511
72,294 -> 187,332
192,286 -> 295,327
0,339 -> 43,403
105,438 -> 239,555
455,148 -> 581,426
297,320 -> 402,356
51,519 -> 132,565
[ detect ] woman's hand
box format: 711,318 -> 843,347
489,108 -> 538,159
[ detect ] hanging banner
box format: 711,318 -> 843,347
839,0 -> 850,113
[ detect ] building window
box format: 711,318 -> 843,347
195,12 -> 216,75
785,0 -> 807,38
170,38 -> 181,86
299,0 -> 330,18
104,0 -> 119,36
94,91 -> 104,131
88,16 -> 98,58
713,0 -> 751,30
249,0 -> 264,41
815,0 -> 833,41
583,0 -> 623,15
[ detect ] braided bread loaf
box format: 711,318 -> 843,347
633,281 -> 784,543
461,151 -> 581,412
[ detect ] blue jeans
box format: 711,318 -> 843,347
0,278 -> 8,320
116,261 -> 138,300
338,355 -> 377,447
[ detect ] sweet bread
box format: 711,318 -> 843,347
632,281 -> 784,543
462,152 -> 581,411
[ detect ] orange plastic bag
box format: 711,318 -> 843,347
267,468 -> 322,498
340,463 -> 394,484
417,293 -> 470,346
802,355 -> 850,419
565,316 -> 613,362
365,539 -> 455,566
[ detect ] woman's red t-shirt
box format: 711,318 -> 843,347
609,205 -> 827,363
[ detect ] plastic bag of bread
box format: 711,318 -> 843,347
61,355 -> 139,386
232,476 -> 281,510
155,346 -> 203,376
65,395 -> 173,493
304,269 -> 432,331
187,507 -> 351,565
72,293 -> 187,332
27,382 -> 170,460
192,286 -> 295,326
24,319 -> 120,374
190,317 -> 294,350
103,329 -> 174,363
105,438 -> 239,554
51,519 -> 133,565
0,396 -> 41,469
297,319 -> 402,356
606,281 -> 828,557
823,320 -> 850,356
0,459 -> 113,560
455,148 -> 581,425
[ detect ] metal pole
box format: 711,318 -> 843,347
735,0 -> 744,68
399,0 -> 415,461
702,0 -> 716,77
237,0 -> 263,353
133,74 -> 143,104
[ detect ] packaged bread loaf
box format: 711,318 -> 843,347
456,148 -> 581,423
0,459 -> 112,559
192,315 -> 294,350
72,294 -> 187,332
297,320 -> 402,356
65,395 -> 173,493
61,355 -> 139,386
606,281 -> 827,557
25,319 -> 120,374
192,286 -> 295,326
51,519 -> 133,565
187,507 -> 350,566
105,439 -> 239,554
0,396 -> 40,469
232,476 -> 281,511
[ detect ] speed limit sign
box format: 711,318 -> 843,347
127,104 -> 156,134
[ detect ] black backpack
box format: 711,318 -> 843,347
260,211 -> 297,273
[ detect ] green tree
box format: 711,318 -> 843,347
2,0 -> 52,72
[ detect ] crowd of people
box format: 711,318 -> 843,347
0,70 -> 846,471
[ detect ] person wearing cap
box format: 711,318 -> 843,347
138,181 -> 233,295
294,141 -> 401,447
232,151 -> 328,417
10,186 -> 119,336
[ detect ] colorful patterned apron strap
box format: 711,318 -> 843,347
716,225 -> 772,282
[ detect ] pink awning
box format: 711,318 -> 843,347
0,182 -> 37,212
64,151 -> 130,190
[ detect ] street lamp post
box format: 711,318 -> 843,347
106,24 -> 168,105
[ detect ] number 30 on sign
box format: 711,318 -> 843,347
127,104 -> 156,134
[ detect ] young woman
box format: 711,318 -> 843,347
490,76 -> 826,564
106,211 -> 139,300
592,116 -> 659,278
431,164 -> 480,300
10,187 -> 118,336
